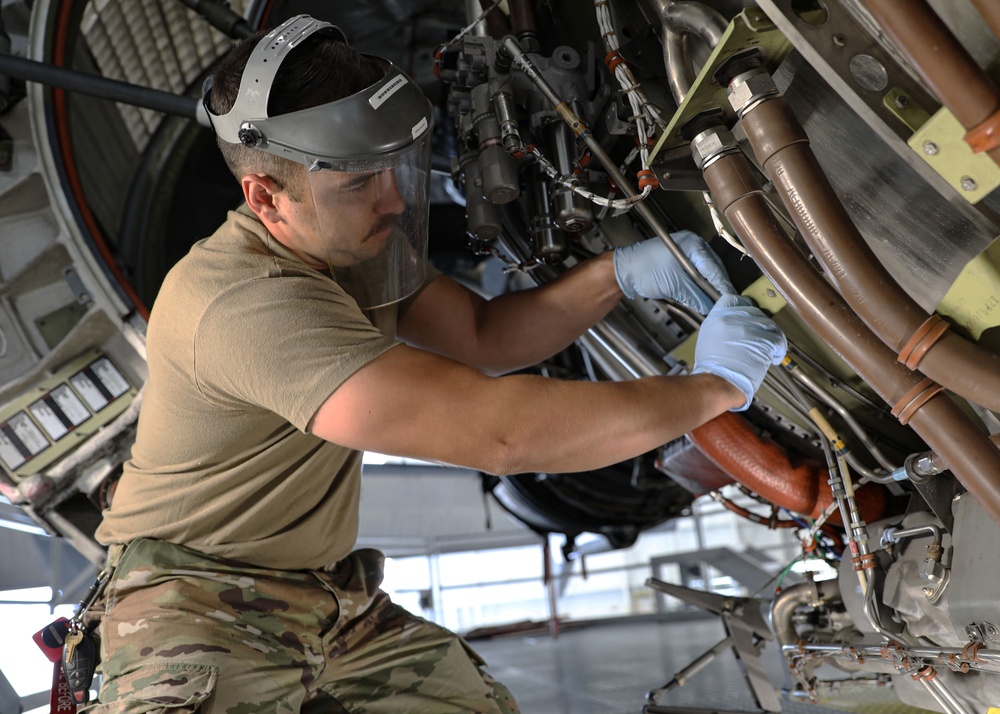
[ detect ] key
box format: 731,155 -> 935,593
62,629 -> 98,704
63,628 -> 83,664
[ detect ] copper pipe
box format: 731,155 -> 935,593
971,0 -> 1000,42
739,94 -> 1000,413
716,493 -> 801,528
689,412 -> 886,523
860,0 -> 1000,165
700,146 -> 1000,527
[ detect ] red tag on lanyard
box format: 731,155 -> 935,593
49,660 -> 77,714
33,618 -> 77,714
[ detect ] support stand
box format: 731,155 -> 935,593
644,578 -> 781,713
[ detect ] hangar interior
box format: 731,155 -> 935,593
1,0 -> 1000,713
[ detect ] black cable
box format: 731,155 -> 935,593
0,52 -> 200,120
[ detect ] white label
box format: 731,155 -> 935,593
29,400 -> 68,441
369,75 -> 407,110
411,116 -> 429,140
51,384 -> 90,426
8,412 -> 48,456
0,432 -> 24,470
70,372 -> 108,412
91,358 -> 130,398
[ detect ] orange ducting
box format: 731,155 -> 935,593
688,412 -> 886,524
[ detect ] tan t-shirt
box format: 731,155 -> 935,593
97,206 -> 429,569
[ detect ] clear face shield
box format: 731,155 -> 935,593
204,14 -> 434,308
305,132 -> 431,308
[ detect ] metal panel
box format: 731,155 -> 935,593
778,53 -> 999,311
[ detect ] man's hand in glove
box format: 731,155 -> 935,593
613,230 -> 736,314
691,294 -> 787,411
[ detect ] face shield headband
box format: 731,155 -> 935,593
204,14 -> 434,172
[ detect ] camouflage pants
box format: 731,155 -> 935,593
83,538 -> 520,714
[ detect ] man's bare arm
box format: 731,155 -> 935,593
397,252 -> 622,375
307,344 -> 744,475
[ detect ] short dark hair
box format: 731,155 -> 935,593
208,27 -> 383,200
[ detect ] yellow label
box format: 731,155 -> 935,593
937,235 -> 1000,339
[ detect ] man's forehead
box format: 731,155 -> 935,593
317,168 -> 386,187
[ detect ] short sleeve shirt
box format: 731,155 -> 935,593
96,206 -> 427,569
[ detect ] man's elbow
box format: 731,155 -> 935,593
474,428 -> 534,476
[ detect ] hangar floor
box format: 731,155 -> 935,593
470,616 -> 925,714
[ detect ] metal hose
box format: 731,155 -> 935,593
697,138 -> 1000,528
859,0 -> 1000,168
734,82 -> 1000,414
644,0 -> 729,105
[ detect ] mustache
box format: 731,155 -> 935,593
366,214 -> 401,240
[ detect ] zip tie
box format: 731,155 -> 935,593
891,377 -> 944,425
897,314 -> 950,369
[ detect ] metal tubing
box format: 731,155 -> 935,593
0,52 -> 203,124
860,0 -> 1000,166
769,581 -> 815,648
500,35 -> 721,301
924,677 -> 974,714
701,148 -> 1000,528
477,0 -> 512,37
663,2 -> 728,48
901,434 -> 1000,479
782,642 -> 1000,668
885,524 -> 942,546
663,25 -> 691,104
739,93 -> 1000,413
788,365 -> 897,472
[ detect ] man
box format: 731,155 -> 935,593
90,15 -> 785,714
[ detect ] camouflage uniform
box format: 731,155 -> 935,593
83,538 -> 520,713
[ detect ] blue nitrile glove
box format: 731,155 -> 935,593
691,294 -> 788,411
613,231 -> 736,314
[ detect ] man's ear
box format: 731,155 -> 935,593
242,174 -> 285,225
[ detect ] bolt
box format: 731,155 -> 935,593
923,586 -> 935,598
922,141 -> 939,156
961,176 -> 978,191
832,34 -> 846,47
988,624 -> 999,638
894,94 -> 910,109
766,289 -> 777,298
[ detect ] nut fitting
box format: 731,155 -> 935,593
728,68 -> 780,117
690,126 -> 740,170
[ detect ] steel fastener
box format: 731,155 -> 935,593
922,141 -> 939,156
961,176 -> 978,191
727,70 -> 779,116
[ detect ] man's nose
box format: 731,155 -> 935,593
374,169 -> 405,214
